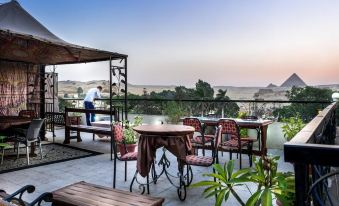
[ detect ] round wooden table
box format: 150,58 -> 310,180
0,116 -> 32,131
131,124 -> 195,201
133,124 -> 195,136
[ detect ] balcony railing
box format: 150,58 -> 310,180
284,102 -> 337,205
52,98 -> 332,121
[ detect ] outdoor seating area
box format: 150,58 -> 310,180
1,1 -> 339,206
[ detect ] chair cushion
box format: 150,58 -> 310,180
192,135 -> 214,144
120,152 -> 138,161
185,155 -> 213,166
221,139 -> 248,147
0,199 -> 18,206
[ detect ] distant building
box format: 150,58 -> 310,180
267,83 -> 277,88
280,73 -> 307,87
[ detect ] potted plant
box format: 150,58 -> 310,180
118,116 -> 143,156
281,114 -> 305,141
191,155 -> 295,206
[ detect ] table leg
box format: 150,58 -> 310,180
260,125 -> 268,156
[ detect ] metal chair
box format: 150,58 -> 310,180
183,125 -> 222,186
183,118 -> 214,156
240,115 -> 261,149
14,119 -> 44,165
112,123 -> 138,188
0,185 -> 52,206
217,119 -> 253,169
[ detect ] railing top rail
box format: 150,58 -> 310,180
284,102 -> 338,166
65,107 -> 121,115
60,98 -> 332,104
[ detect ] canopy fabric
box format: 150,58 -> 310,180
0,1 -> 127,65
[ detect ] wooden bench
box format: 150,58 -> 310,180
64,107 -> 121,144
52,181 -> 164,206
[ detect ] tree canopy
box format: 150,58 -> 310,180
274,86 -> 333,122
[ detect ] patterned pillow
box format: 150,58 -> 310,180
113,123 -> 124,143
0,199 -> 18,206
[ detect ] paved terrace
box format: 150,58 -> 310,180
1,129 -> 294,206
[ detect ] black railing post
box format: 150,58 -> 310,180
294,163 -> 309,206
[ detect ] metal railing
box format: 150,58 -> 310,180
284,102 -> 338,205
55,98 -> 332,123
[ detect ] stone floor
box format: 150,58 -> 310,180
0,129 -> 293,206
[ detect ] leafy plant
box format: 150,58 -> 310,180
281,114 -> 305,141
164,101 -> 187,124
122,116 -> 143,144
191,156 -> 295,206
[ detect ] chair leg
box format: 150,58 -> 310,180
124,161 -> 127,182
16,143 -> 20,159
39,142 -> 43,160
1,147 -> 4,165
26,146 -> 30,165
92,134 -> 95,141
229,151 -> 232,160
113,157 -> 116,188
239,152 -> 242,169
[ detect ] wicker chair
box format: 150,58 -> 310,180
183,118 -> 214,156
217,119 -> 253,169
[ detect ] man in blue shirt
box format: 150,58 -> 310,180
83,86 -> 102,125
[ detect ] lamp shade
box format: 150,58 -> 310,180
332,92 -> 339,102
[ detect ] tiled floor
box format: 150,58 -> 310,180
0,129 -> 293,205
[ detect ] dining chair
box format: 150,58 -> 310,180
15,119 -> 44,165
183,118 -> 214,156
183,125 -> 222,186
240,115 -> 261,149
112,123 -> 138,187
217,119 -> 253,169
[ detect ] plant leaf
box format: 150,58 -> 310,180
245,190 -> 262,206
261,188 -> 273,206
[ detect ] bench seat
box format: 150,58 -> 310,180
52,181 -> 164,206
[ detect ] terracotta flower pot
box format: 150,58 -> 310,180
118,143 -> 137,156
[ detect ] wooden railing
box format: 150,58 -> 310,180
284,102 -> 337,205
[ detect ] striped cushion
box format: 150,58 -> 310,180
120,152 -> 138,161
192,135 -> 214,144
221,139 -> 248,147
185,155 -> 213,166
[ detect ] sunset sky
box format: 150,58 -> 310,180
11,0 -> 339,87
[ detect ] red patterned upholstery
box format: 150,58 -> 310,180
192,134 -> 214,144
113,123 -> 124,143
218,119 -> 238,138
185,155 -> 213,166
120,151 -> 138,161
18,110 -> 37,118
183,118 -> 202,132
221,139 -> 248,147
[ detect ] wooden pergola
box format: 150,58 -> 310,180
0,1 -> 128,139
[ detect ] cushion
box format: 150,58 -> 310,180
0,199 -> 18,206
192,135 -> 214,144
185,155 -> 213,166
221,139 -> 248,148
120,152 -> 138,161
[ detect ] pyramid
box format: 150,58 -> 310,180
280,73 -> 307,87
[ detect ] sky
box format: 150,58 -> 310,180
7,0 -> 339,87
